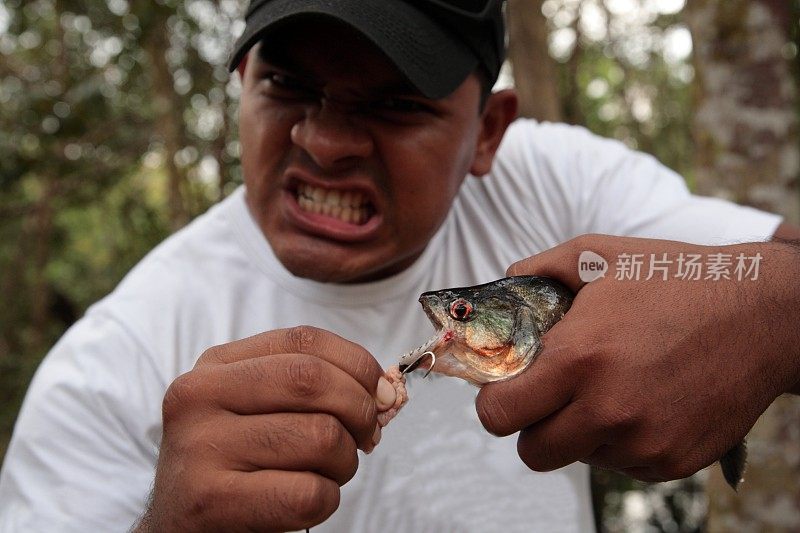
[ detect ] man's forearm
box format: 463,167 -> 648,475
770,223 -> 800,394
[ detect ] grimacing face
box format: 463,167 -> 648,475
237,19 -> 517,283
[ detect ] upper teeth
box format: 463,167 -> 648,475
297,184 -> 371,224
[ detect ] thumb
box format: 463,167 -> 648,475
506,234 -> 613,292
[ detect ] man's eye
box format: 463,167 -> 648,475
267,72 -> 298,88
263,72 -> 316,98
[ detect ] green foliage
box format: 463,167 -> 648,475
0,0 -> 246,457
546,1 -> 695,182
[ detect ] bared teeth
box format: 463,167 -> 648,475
296,184 -> 371,224
326,190 -> 341,205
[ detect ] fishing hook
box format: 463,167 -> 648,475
400,351 -> 437,378
421,351 -> 436,379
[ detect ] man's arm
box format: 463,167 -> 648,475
772,221 -> 800,241
475,234 -> 800,482
772,222 -> 800,394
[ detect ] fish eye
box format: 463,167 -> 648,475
449,298 -> 473,321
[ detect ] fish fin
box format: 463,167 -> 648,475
719,440 -> 747,491
511,306 -> 541,366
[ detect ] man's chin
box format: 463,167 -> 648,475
272,246 -> 376,284
267,233 -> 423,284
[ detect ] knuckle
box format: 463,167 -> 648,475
195,344 -> 226,366
574,233 -> 602,249
476,390 -> 514,437
311,415 -> 347,455
631,438 -> 671,467
570,234 -> 592,252
163,372 -> 202,424
506,258 -> 528,277
591,400 -> 638,435
185,480 -> 222,525
291,475 -> 338,525
285,356 -> 326,399
288,325 -> 322,353
564,341 -> 602,375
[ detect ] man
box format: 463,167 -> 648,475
1,0 -> 799,531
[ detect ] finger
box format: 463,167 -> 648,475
209,470 -> 340,532
197,326 -> 385,397
506,240 -> 589,292
475,335 -> 577,437
212,354 -> 378,450
516,400 -> 605,472
216,412 -> 359,486
620,466 -> 670,483
581,444 -> 641,471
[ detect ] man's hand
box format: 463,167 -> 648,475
136,326 -> 396,532
476,234 -> 800,482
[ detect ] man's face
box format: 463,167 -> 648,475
238,20 -> 487,283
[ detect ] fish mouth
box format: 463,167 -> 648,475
397,328 -> 450,375
418,293 -> 445,330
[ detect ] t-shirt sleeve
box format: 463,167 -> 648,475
502,120 -> 783,245
0,311 -> 165,532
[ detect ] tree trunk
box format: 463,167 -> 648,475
145,17 -> 190,231
686,1 -> 800,531
686,0 -> 799,221
28,184 -> 55,355
507,0 -> 562,121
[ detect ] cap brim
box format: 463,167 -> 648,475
228,0 -> 478,99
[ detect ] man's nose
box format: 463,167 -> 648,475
290,100 -> 374,169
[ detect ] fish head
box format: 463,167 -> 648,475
399,277 -> 571,385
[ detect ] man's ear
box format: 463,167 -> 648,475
236,52 -> 249,80
470,89 -> 518,176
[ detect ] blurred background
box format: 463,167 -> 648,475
1,0 -> 798,530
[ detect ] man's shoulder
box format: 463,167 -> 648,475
88,189 -> 257,342
488,118 -> 658,197
119,193 -> 242,288
499,119 -> 630,160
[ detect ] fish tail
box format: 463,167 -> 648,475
719,440 -> 747,490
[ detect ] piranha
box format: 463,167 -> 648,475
398,276 -> 573,385
397,275 -> 746,490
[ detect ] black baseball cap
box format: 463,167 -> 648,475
228,0 -> 506,99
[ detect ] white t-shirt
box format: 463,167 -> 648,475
0,120 -> 781,532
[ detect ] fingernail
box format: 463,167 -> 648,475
371,424 -> 382,447
376,377 -> 397,410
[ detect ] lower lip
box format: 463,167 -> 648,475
282,190 -> 383,242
